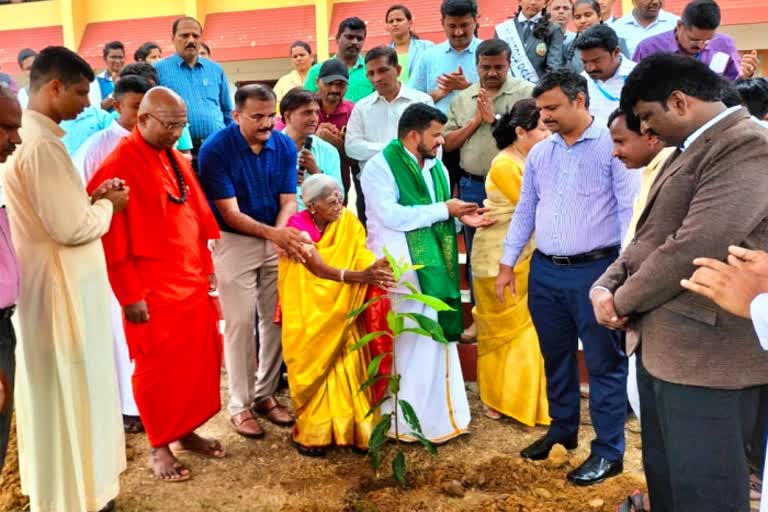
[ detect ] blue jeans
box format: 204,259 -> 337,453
459,176 -> 487,306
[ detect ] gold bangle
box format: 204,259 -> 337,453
340,269 -> 347,283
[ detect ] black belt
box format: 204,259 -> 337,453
537,246 -> 619,266
0,305 -> 15,320
461,172 -> 485,183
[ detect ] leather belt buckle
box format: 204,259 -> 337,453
552,255 -> 571,266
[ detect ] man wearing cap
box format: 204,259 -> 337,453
314,59 -> 357,202
16,49 -> 37,109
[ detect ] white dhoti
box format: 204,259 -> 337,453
382,294 -> 470,443
110,293 -> 138,416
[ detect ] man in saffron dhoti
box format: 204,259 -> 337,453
88,87 -> 224,482
360,102 -> 493,442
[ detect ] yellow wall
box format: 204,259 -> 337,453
0,0 -> 61,31
0,0 -> 365,52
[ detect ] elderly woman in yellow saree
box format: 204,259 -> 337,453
472,99 -> 551,426
278,174 -> 395,457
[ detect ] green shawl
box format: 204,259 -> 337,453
382,139 -> 463,341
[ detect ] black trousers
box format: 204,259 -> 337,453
0,316 -> 16,474
352,170 -> 367,228
637,352 -> 763,512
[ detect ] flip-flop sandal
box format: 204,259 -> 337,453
617,491 -> 650,511
152,464 -> 192,483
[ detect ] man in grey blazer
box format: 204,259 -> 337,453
590,54 -> 768,512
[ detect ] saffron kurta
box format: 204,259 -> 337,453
279,209 -> 376,449
1,109 -> 125,512
88,129 -> 222,448
471,152 -> 549,427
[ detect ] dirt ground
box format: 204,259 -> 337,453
0,378 -> 648,512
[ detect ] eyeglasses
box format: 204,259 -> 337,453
146,113 -> 189,131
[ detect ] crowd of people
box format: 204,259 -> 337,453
0,0 -> 768,510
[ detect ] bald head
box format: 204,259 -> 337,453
0,86 -> 22,163
137,87 -> 188,150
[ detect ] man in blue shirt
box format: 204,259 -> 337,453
498,69 -> 637,486
199,84 -> 306,440
155,16 -> 233,171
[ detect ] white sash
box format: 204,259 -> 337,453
496,19 -> 540,83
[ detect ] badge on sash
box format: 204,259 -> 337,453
536,43 -> 548,57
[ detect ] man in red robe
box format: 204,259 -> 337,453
88,87 -> 224,482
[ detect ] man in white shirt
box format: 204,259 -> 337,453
575,25 -> 637,123
680,245 -> 768,512
345,46 -> 433,224
15,48 -> 37,109
72,74 -> 152,434
612,0 -> 678,56
360,102 -> 490,442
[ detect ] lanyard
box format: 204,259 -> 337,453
592,75 -> 627,102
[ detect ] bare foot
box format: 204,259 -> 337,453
176,432 -> 226,458
150,446 -> 191,482
483,405 -> 503,420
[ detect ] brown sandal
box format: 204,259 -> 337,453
231,410 -> 265,438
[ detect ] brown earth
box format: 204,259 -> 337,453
0,380 -> 647,512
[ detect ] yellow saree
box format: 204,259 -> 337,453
278,208 -> 376,449
471,152 -> 550,427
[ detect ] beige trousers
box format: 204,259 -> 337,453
215,231 -> 282,416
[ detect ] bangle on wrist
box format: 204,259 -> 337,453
340,269 -> 347,283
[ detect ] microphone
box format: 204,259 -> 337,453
298,137 -> 314,173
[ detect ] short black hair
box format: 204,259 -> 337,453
102,41 -> 125,60
720,78 -> 743,108
364,46 -> 398,67
280,88 -> 319,116
735,78 -> 768,119
201,42 -> 211,56
573,0 -> 602,16
134,42 -> 160,62
440,0 -> 478,18
533,69 -> 590,108
620,54 -> 723,117
574,24 -> 620,53
235,83 -> 276,110
290,41 -> 312,55
476,38 -> 511,64
17,48 -> 37,68
29,46 -> 94,93
172,16 -> 202,37
606,107 -> 643,134
492,98 -> 541,150
337,17 -> 367,38
398,103 -> 448,138
119,62 -> 158,84
681,0 -> 721,30
114,75 -> 152,99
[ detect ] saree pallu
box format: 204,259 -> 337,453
278,209 -> 377,449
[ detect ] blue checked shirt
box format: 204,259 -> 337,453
501,121 -> 639,266
154,54 -> 234,141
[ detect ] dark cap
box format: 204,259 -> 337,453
317,59 -> 349,84
17,48 -> 38,68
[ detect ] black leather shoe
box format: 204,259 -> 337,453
567,454 -> 623,486
520,433 -> 578,460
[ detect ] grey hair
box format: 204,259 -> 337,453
301,173 -> 342,205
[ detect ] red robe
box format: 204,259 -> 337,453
88,129 -> 222,447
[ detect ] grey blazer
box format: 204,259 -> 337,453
594,109 -> 768,389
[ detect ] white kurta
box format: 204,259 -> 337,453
73,121 -> 139,416
361,150 -> 470,443
2,110 -> 125,512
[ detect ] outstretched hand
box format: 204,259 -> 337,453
460,207 -> 496,228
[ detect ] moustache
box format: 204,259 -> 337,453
186,44 -> 197,49
257,127 -> 273,134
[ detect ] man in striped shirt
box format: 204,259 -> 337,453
496,69 -> 638,486
155,16 -> 233,171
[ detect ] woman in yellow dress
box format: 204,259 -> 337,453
273,41 -> 314,107
472,98 -> 551,426
278,174 -> 395,457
